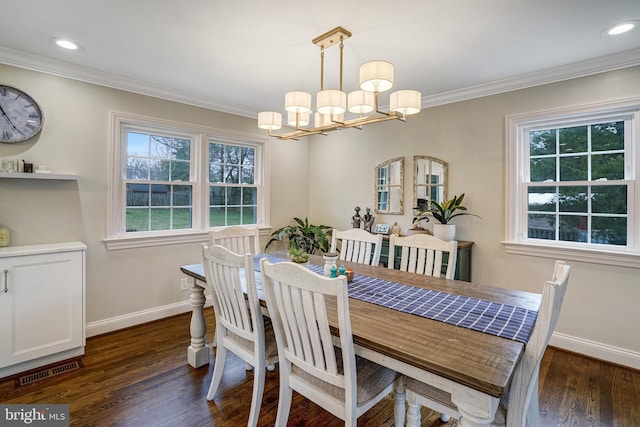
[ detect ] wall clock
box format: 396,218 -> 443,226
0,85 -> 44,143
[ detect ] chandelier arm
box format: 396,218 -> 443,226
339,36 -> 344,92
320,46 -> 325,91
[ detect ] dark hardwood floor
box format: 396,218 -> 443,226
1,311 -> 639,426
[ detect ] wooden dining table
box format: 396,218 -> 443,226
180,251 -> 541,427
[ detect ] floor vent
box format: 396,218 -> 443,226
17,359 -> 82,387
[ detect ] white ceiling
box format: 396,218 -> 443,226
1,0 -> 640,119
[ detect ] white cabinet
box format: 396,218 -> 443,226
0,242 -> 86,378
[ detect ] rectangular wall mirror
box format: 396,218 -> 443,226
414,156 -> 448,211
375,157 -> 404,215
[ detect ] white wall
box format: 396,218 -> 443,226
308,66 -> 640,368
2,62 -> 639,368
0,64 -> 309,333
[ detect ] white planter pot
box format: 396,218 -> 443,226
433,223 -> 456,241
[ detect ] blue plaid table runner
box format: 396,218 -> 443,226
254,254 -> 537,344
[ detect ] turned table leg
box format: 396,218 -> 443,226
187,278 -> 210,368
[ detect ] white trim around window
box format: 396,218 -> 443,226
503,98 -> 640,268
105,111 -> 271,250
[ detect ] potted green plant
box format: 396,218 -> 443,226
265,217 -> 333,255
406,208 -> 430,235
287,247 -> 310,265
430,193 -> 479,241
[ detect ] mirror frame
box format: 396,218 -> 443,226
374,157 -> 404,215
413,155 -> 448,212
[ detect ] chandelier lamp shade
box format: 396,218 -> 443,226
257,27 -> 421,140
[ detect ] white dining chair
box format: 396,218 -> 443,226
208,226 -> 262,348
201,243 -> 278,427
388,233 -> 458,279
330,228 -> 384,266
209,225 -> 261,254
403,260 -> 572,427
260,258 -> 398,427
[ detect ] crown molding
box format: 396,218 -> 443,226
423,47 -> 640,108
0,47 -> 256,118
2,46 -> 640,117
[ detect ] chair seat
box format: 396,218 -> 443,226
293,347 -> 398,406
225,316 -> 279,361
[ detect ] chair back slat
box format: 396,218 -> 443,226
210,226 -> 261,255
330,229 -> 383,267
389,234 -> 458,279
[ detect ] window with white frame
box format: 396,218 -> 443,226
505,99 -> 640,268
107,112 -> 269,249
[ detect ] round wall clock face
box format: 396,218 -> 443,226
0,85 -> 44,143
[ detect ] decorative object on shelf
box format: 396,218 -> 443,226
0,226 -> 9,247
22,161 -> 33,173
351,206 -> 362,229
390,222 -> 401,236
266,217 -> 333,254
363,207 -> 375,232
2,159 -> 16,173
374,223 -> 389,235
257,27 -> 421,140
35,165 -> 51,173
411,207 -> 431,231
430,193 -> 480,241
0,85 -> 44,143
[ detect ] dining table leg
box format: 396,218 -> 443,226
451,383 -> 499,427
187,277 -> 210,368
394,376 -> 406,427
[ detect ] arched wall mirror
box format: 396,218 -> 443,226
414,156 -> 448,211
374,157 -> 404,215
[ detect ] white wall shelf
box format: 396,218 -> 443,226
0,172 -> 78,180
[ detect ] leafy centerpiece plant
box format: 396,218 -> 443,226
287,247 -> 310,264
265,217 -> 333,259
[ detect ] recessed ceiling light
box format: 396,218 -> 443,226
49,37 -> 83,51
603,21 -> 639,36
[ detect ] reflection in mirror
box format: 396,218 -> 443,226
375,157 -> 404,215
414,156 -> 448,211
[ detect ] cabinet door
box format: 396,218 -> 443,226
0,251 -> 84,368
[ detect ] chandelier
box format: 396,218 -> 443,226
258,27 -> 421,140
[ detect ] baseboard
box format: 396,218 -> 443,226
86,297 -> 213,338
550,332 -> 640,370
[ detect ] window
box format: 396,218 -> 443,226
107,112 -> 270,249
505,99 -> 640,268
208,142 -> 258,227
125,131 -> 193,232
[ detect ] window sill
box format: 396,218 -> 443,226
502,241 -> 640,269
104,226 -> 273,251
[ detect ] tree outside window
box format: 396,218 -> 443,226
527,121 -> 628,246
